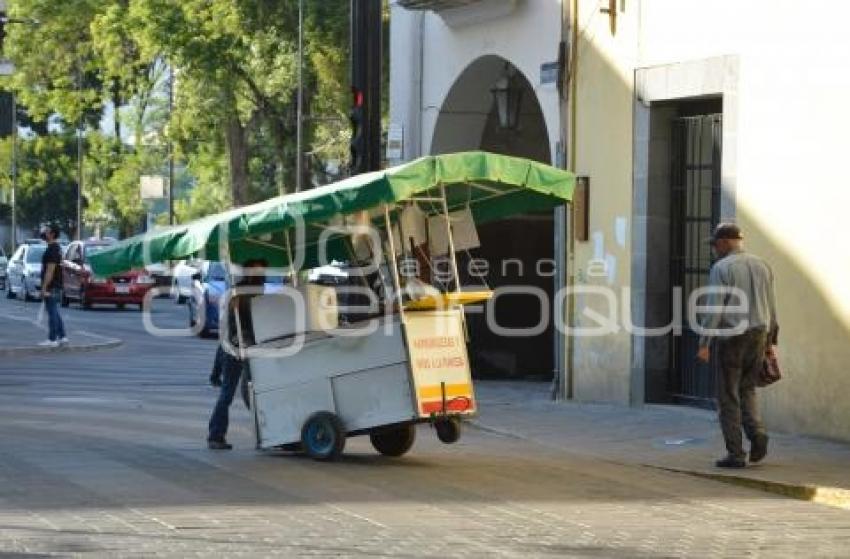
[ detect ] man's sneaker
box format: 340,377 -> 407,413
715,455 -> 747,468
38,340 -> 59,348
207,439 -> 233,450
58,337 -> 70,346
750,433 -> 769,463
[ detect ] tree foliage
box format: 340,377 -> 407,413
2,0 -> 354,238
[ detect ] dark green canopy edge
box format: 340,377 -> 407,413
90,151 -> 575,276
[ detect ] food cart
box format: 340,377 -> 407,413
90,152 -> 575,461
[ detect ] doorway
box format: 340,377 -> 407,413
669,109 -> 723,407
639,97 -> 723,407
430,55 -> 555,380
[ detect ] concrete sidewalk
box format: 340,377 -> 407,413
0,308 -> 122,357
472,381 -> 850,510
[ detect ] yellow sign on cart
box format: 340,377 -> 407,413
403,308 -> 477,417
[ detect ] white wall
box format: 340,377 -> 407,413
390,0 -> 564,162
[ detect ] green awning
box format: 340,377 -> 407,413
89,151 -> 575,276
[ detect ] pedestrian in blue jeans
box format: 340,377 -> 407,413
39,224 -> 68,348
207,259 -> 265,450
207,345 -> 245,449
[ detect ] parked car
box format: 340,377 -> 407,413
6,243 -> 47,301
0,246 -> 8,291
61,239 -> 156,309
187,261 -> 228,336
145,261 -> 175,296
187,262 -> 290,337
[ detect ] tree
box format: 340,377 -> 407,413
2,0 -> 358,236
15,133 -> 80,236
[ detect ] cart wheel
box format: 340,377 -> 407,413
301,412 -> 346,461
435,417 -> 461,444
370,424 -> 416,457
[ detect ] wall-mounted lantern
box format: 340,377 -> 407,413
490,66 -> 523,130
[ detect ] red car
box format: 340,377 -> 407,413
61,239 -> 156,310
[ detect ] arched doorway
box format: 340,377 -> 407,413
431,55 -> 556,381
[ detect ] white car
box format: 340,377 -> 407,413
6,243 -> 47,301
0,246 -> 8,291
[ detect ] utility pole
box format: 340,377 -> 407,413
168,65 -> 175,224
76,63 -> 83,240
349,0 -> 382,176
10,91 -> 16,247
295,0 -> 304,192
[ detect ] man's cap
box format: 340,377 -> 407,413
709,223 -> 743,243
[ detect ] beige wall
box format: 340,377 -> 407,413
570,0 -> 639,403
573,0 -> 850,439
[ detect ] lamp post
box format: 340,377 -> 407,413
0,2 -> 40,247
10,90 -> 16,247
295,0 -> 304,192
76,62 -> 83,240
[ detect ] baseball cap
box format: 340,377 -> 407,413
708,223 -> 743,244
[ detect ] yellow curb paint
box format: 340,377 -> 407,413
651,466 -> 850,511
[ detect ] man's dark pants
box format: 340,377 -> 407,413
717,328 -> 768,460
45,288 -> 66,341
208,349 -> 243,443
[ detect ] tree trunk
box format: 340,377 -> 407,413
225,114 -> 250,207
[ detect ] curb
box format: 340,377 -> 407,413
468,419 -> 850,511
0,338 -> 123,358
646,466 -> 850,511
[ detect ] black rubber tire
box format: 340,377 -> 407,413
435,417 -> 462,444
6,286 -> 15,299
370,425 -> 416,457
80,288 -> 92,309
60,290 -> 70,307
301,411 -> 346,461
23,282 -> 33,302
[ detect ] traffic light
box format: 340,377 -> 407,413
0,91 -> 12,138
349,86 -> 367,174
0,12 -> 6,52
349,0 -> 382,176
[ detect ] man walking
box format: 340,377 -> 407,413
207,259 -> 266,450
697,223 -> 778,468
39,224 -> 68,348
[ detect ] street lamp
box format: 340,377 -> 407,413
490,66 -> 524,130
0,0 -> 40,247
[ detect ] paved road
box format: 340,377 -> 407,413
0,296 -> 848,557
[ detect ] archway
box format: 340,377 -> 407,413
431,55 -> 555,381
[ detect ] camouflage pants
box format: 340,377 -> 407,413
717,328 -> 769,459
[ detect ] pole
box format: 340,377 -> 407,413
168,65 -> 175,225
350,0 -> 383,175
76,64 -> 83,240
10,91 -> 16,247
295,0 -> 304,192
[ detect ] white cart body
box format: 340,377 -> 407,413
246,292 -> 476,449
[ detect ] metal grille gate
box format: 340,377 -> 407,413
670,114 -> 722,408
